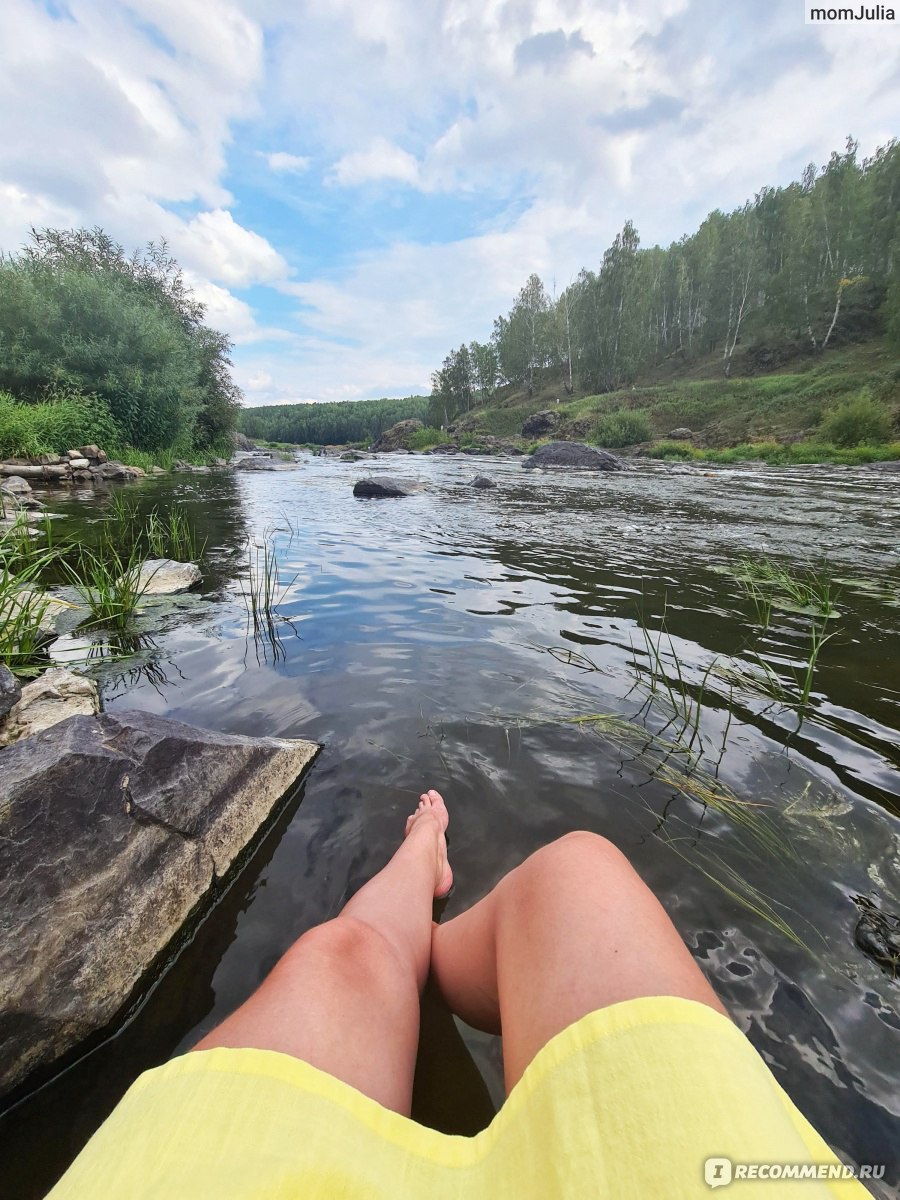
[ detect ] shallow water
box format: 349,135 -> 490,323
2,454 -> 899,1197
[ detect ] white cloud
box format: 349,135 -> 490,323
172,209 -> 288,287
264,151 -> 311,173
329,138 -> 420,187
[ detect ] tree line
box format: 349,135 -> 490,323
0,228 -> 240,453
238,395 -> 429,445
427,138 -> 900,428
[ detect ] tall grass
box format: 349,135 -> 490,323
62,545 -> 148,631
238,531 -> 300,662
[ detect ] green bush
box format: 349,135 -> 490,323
0,389 -> 121,457
820,394 -> 893,447
647,440 -> 699,460
594,411 -> 652,447
406,426 -> 446,450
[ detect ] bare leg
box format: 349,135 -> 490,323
430,830 -> 727,1092
193,790 -> 451,1116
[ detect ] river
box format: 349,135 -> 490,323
2,452 -> 899,1197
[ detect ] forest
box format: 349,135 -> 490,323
427,139 -> 900,429
238,395 -> 429,445
0,228 -> 240,457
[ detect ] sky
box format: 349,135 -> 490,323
0,1 -> 896,408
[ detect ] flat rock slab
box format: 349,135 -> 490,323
522,441 -> 626,471
138,558 -> 202,595
0,667 -> 98,746
0,710 -> 319,1098
353,477 -> 423,498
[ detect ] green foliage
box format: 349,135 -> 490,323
820,393 -> 893,446
646,438 -> 900,465
239,395 -> 428,446
406,426 -> 446,450
0,228 -> 240,450
0,389 -> 120,457
593,410 -> 652,447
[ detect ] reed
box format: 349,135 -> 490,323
63,544 -> 148,631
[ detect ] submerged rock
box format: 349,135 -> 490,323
0,665 -> 21,719
854,899 -> 900,978
353,477 -> 421,498
470,476 -> 496,489
522,441 -> 626,472
0,667 -> 99,746
1,475 -> 32,496
138,558 -> 202,595
0,710 -> 319,1097
340,450 -> 368,462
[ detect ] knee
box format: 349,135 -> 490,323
509,831 -> 630,895
285,916 -> 406,992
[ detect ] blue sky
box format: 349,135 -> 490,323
0,0 -> 896,406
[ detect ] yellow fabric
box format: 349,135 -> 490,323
50,997 -> 871,1198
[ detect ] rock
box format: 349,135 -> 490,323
137,558 -> 202,595
232,431 -> 255,452
521,410 -> 562,438
425,443 -> 458,455
67,458 -> 90,471
0,475 -> 32,496
0,668 -> 99,746
340,451 -> 367,462
470,476 -> 496,489
212,457 -> 228,468
353,477 -> 421,498
89,462 -> 142,482
0,710 -> 319,1096
522,441 -> 626,471
171,460 -> 191,473
0,665 -> 21,719
371,419 -> 424,452
855,899 -> 900,977
78,445 -> 101,458
189,465 -> 211,474
667,428 -> 693,440
233,456 -> 278,471
149,466 -> 166,475
0,586 -> 80,637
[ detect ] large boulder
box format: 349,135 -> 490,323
667,428 -> 693,440
0,665 -> 21,719
137,559 -> 202,595
0,710 -> 319,1097
521,410 -> 562,438
1,475 -> 32,496
522,441 -> 626,471
89,462 -> 142,483
233,455 -> 278,471
371,419 -> 424,452
340,450 -> 368,462
0,667 -> 99,746
353,477 -> 422,498
470,476 -> 496,489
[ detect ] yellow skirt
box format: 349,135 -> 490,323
49,997 -> 873,1198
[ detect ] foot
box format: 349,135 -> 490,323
404,789 -> 453,899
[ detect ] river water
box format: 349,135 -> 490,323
2,453 -> 899,1197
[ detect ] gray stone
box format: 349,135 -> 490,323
189,465 -> 211,474
212,458 -> 228,468
0,668 -> 98,746
522,441 -> 626,471
668,428 -> 693,440
0,710 -> 319,1096
78,445 -> 101,458
425,443 -> 458,455
470,476 -> 496,489
234,456 -> 277,471
66,458 -> 90,471
137,558 -> 202,595
89,462 -> 142,482
371,419 -> 423,452
0,665 -> 21,719
149,466 -> 167,475
340,451 -> 367,462
0,475 -> 32,495
353,477 -> 421,498
521,410 -> 562,438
